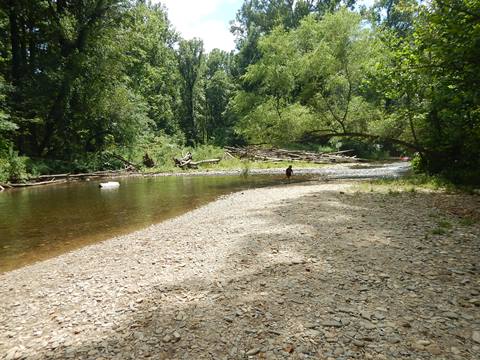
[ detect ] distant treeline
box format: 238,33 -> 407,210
0,1 -> 478,183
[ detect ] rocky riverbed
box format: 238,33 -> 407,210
1,181 -> 479,359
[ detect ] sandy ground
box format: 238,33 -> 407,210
0,181 -> 479,360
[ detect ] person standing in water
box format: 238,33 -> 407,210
286,165 -> 293,181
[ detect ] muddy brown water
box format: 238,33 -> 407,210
0,174 -> 304,273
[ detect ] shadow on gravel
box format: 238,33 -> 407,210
47,188 -> 479,359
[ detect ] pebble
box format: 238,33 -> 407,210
472,331 -> 480,344
333,347 -> 344,356
353,340 -> 365,347
5,347 -> 22,360
321,320 -> 342,327
246,347 -> 262,356
450,347 -> 461,355
426,343 -> 442,355
360,321 -> 376,330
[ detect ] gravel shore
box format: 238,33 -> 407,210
1,181 -> 479,359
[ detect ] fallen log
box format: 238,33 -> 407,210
111,154 -> 139,171
7,179 -> 67,187
36,173 -> 71,179
177,159 -> 195,169
27,170 -> 126,182
190,159 -> 221,166
67,170 -> 125,178
173,152 -> 220,169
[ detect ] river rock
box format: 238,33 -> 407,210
472,331 -> 480,344
246,347 -> 262,356
5,347 -> 22,360
426,343 -> 442,355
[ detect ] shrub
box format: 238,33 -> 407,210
0,146 -> 28,182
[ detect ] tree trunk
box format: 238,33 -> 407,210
8,0 -> 22,85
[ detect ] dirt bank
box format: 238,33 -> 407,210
1,181 -> 479,359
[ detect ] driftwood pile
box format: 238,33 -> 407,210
224,146 -> 362,164
173,152 -> 220,169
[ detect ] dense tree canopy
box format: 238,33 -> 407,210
0,0 -> 478,183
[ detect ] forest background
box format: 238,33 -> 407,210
0,0 -> 478,184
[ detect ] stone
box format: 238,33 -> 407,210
333,347 -> 344,356
162,334 -> 172,343
426,344 -> 442,355
360,311 -> 372,320
443,312 -> 459,320
321,320 -> 342,327
416,340 -> 431,346
450,347 -> 461,356
472,331 -> 480,344
5,347 -> 22,360
305,329 -> 321,337
133,331 -> 144,340
173,331 -> 181,341
388,336 -> 401,344
360,321 -> 376,330
246,347 -> 262,356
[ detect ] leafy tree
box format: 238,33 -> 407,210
177,38 -> 204,145
233,9 -> 383,145
0,0 -> 131,157
410,0 -> 479,181
231,0 -> 356,74
120,2 -> 181,135
203,49 -> 237,145
367,0 -> 419,36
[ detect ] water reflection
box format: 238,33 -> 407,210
0,174 -> 296,272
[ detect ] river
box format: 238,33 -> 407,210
0,162 -> 409,272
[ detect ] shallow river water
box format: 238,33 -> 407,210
0,174 -> 295,272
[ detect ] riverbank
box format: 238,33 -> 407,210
1,180 -> 479,359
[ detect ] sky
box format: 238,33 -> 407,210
156,0 -> 244,52
155,0 -> 375,53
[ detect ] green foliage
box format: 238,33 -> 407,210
368,174 -> 457,192
203,49 -> 238,145
233,9 -> 384,146
0,145 -> 28,182
0,0 -> 477,185
120,3 -> 181,134
177,38 -> 205,145
431,227 -> 447,235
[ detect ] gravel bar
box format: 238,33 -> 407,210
1,181 -> 479,359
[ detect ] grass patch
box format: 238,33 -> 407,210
431,219 -> 454,235
459,217 -> 476,226
432,227 -> 447,235
437,220 -> 452,229
368,174 -> 479,193
387,188 -> 401,196
354,174 -> 474,195
370,174 -> 453,190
